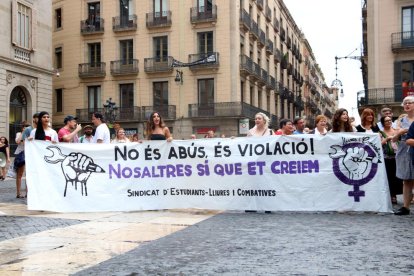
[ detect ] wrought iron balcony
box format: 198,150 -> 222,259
258,68 -> 268,87
144,56 -> 174,73
251,62 -> 262,82
287,37 -> 292,49
294,97 -> 304,110
250,20 -> 259,40
265,39 -> 274,55
257,30 -> 266,48
391,31 -> 414,52
112,15 -> 137,32
141,105 -> 176,120
324,109 -> 333,118
188,102 -> 270,120
190,5 -> 217,24
146,11 -> 172,28
76,107 -> 141,123
287,63 -> 293,75
239,9 -> 251,32
240,55 -> 254,76
273,18 -> 279,33
78,62 -> 106,78
81,18 -> 104,34
110,59 -> 139,76
266,75 -> 276,90
274,48 -> 282,63
357,87 -> 404,107
270,115 -> 279,129
280,28 -> 286,41
188,52 -> 219,70
265,6 -> 271,22
256,0 -> 264,10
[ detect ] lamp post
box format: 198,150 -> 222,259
175,69 -> 183,85
103,97 -> 118,124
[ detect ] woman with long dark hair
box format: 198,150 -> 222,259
29,111 -> 59,142
331,108 -> 356,133
145,112 -> 172,141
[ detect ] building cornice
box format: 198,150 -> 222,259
0,56 -> 53,76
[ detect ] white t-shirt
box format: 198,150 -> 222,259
29,128 -> 59,142
14,132 -> 24,154
93,123 -> 110,144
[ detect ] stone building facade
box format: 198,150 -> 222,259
52,0 -> 334,139
0,0 -> 52,150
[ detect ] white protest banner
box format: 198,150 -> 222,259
25,133 -> 393,213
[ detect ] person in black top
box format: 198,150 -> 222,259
145,112 -> 172,141
356,108 -> 380,133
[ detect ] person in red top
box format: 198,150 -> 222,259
58,115 -> 82,143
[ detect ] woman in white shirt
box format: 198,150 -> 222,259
310,115 -> 328,136
29,111 -> 59,142
111,128 -> 130,143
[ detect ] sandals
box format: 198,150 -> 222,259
16,194 -> 24,198
0,176 -> 4,181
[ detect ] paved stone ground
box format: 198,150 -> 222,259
76,211 -> 414,275
0,178 -> 84,242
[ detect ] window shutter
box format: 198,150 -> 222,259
11,0 -> 17,45
394,61 -> 403,102
31,7 -> 37,51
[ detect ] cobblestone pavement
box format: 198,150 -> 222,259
1,177 -> 414,275
76,211 -> 414,276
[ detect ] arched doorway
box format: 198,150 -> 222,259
9,86 -> 28,155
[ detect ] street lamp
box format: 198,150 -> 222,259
103,97 -> 118,123
175,69 -> 183,85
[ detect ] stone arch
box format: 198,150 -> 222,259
8,85 -> 31,155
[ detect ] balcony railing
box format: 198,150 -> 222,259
240,55 -> 254,76
250,20 -> 259,40
110,59 -> 139,75
188,52 -> 220,70
146,11 -> 172,28
266,75 -> 276,90
141,105 -> 176,120
190,5 -> 217,23
76,107 -> 141,123
252,62 -> 262,81
357,87 -> 404,107
81,18 -> 104,34
391,31 -> 414,52
273,48 -> 282,63
14,47 -> 31,63
258,68 -> 268,86
112,15 -> 137,32
265,6 -> 271,22
239,9 -> 251,32
258,30 -> 266,48
78,62 -> 106,78
188,102 -> 270,119
273,18 -> 279,33
144,56 -> 174,73
256,0 -> 264,10
280,28 -> 286,41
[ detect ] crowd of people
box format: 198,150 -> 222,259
3,96 -> 414,215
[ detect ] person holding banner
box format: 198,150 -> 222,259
310,115 -> 328,136
247,112 -> 274,136
331,108 -> 356,133
146,112 -> 172,142
393,96 -> 414,215
29,111 -> 59,142
276,119 -> 294,135
356,108 -> 380,133
111,128 -> 130,143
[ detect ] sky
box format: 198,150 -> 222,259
284,0 -> 364,123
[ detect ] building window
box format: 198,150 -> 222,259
154,0 -> 168,18
55,89 -> 63,113
55,8 -> 62,29
55,47 -> 62,69
15,1 -> 32,49
153,81 -> 169,108
88,43 -> 101,66
198,0 -> 213,13
88,86 -> 101,110
198,78 -> 214,105
119,83 -> 134,107
120,0 -> 130,26
120,39 -> 133,64
87,2 -> 101,29
258,89 -> 262,108
198,31 -> 213,54
153,36 -> 168,62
